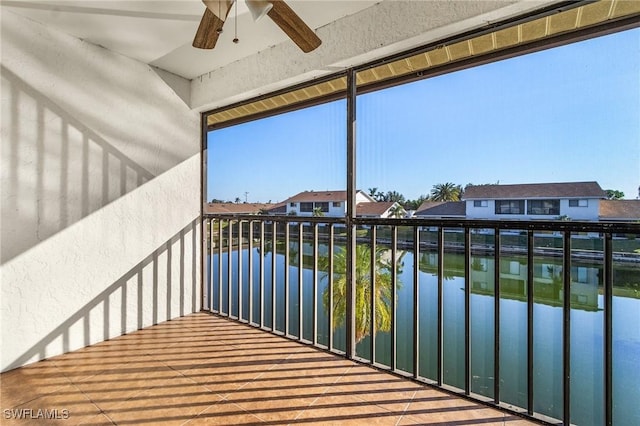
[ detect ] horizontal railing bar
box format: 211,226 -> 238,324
203,213 -> 346,224
203,214 -> 639,233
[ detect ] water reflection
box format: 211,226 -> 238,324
207,234 -> 640,426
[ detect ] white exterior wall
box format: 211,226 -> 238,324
1,12 -> 200,372
561,199 -> 601,220
466,199 -> 601,220
355,192 -> 374,204
286,201 -> 344,217
466,200 -> 496,219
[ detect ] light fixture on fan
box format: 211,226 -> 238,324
246,0 -> 272,21
193,0 -> 321,53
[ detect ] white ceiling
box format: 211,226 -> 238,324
2,0 -> 379,80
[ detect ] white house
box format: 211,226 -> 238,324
463,181 -> 606,221
283,190 -> 375,217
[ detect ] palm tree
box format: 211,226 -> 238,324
388,203 -> 405,218
321,245 -> 397,343
312,207 -> 325,217
430,182 -> 461,201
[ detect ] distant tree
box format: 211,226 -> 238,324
367,187 -> 385,201
389,204 -> 405,218
430,182 -> 461,201
312,207 -> 325,217
234,197 -> 241,204
404,194 -> 429,210
381,190 -> 406,204
605,189 -> 625,200
288,210 -> 298,216
210,198 -> 228,203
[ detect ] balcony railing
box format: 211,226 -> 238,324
202,214 -> 639,426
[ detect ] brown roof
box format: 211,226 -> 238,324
463,181 -> 605,200
599,200 -> 640,220
283,190 -> 373,203
283,190 -> 347,203
266,203 -> 287,214
205,203 -> 274,214
415,201 -> 466,217
356,202 -> 398,216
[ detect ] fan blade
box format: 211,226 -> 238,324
192,8 -> 224,49
267,1 -> 321,53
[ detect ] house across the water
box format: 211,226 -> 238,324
416,181 -> 640,222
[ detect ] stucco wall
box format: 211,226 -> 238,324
1,11 -> 201,372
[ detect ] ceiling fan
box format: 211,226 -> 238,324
193,0 -> 321,53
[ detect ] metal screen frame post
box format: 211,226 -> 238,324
345,68 -> 357,359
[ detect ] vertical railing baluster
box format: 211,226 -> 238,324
313,223 -> 318,345
328,224 -> 334,351
437,227 -> 444,386
604,232 -> 613,426
370,226 -> 376,364
227,220 -> 233,317
527,229 -> 534,415
494,227 -> 501,404
238,220 -> 243,321
218,219 -> 223,314
299,222 -> 304,341
464,227 -> 471,395
209,219 -> 215,312
413,225 -> 420,379
391,225 -> 397,372
259,221 -> 265,328
345,69 -> 356,360
285,222 -> 290,336
563,231 -> 572,425
248,220 -> 254,325
271,221 -> 277,331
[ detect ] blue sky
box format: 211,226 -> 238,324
208,28 -> 639,203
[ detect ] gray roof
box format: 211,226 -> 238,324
415,201 -> 466,217
463,181 -> 606,200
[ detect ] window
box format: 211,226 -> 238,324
569,199 -> 588,207
495,200 -> 524,215
527,200 -> 560,215
316,202 -> 330,212
473,200 -> 488,207
332,202 -> 341,208
300,202 -> 314,213
290,202 -> 297,207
